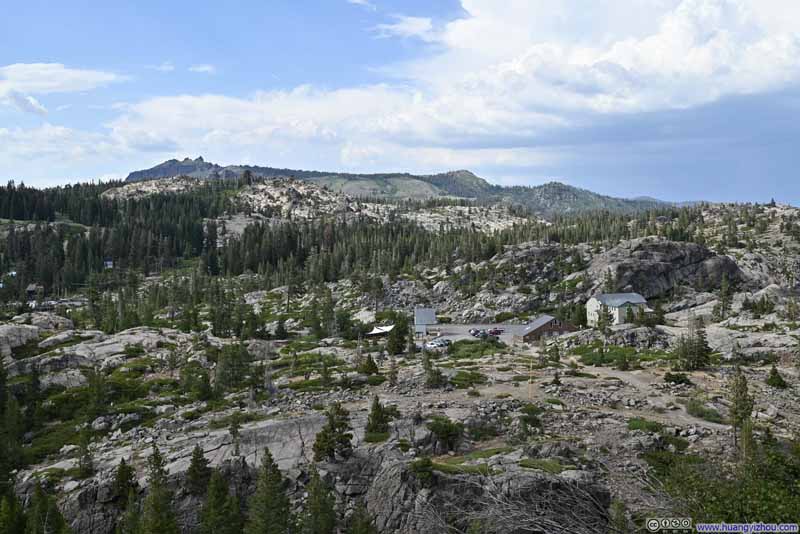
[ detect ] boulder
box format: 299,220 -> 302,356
0,324 -> 41,358
12,312 -> 74,332
588,237 -> 747,299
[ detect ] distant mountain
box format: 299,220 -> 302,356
125,157 -> 669,216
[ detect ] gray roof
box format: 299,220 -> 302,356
594,293 -> 647,307
520,314 -> 556,335
414,307 -> 437,325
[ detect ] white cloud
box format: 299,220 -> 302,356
188,64 -> 216,74
7,91 -> 47,115
0,63 -> 123,95
347,0 -> 376,10
375,16 -> 434,40
91,0 -> 800,178
147,61 -> 175,72
8,0 -> 800,186
0,63 -> 124,116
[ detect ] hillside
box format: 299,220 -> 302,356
125,157 -> 668,217
2,175 -> 800,533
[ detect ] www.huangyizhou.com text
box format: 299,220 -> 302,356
695,523 -> 799,533
646,518 -> 800,533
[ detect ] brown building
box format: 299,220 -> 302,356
514,314 -> 577,343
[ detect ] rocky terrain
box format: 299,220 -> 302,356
3,177 -> 800,533
102,176 -> 532,236
122,156 -> 668,217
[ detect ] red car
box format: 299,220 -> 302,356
487,327 -> 504,336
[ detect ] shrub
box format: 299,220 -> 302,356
519,458 -> 567,474
427,416 -> 463,452
664,372 -> 692,386
686,399 -> 725,424
765,365 -> 788,389
451,370 -> 487,389
627,417 -> 663,433
519,404 -> 543,429
410,457 -> 434,487
366,375 -> 386,386
364,432 -> 390,443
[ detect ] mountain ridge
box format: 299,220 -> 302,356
124,157 -> 670,216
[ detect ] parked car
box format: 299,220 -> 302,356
487,327 -> 504,336
425,338 -> 450,350
468,328 -> 479,336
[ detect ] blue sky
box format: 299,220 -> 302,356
2,0 -> 800,204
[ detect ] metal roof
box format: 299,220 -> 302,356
366,325 -> 395,336
593,293 -> 647,307
414,307 -> 437,325
520,314 -> 556,335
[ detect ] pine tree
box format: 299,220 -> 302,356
551,371 -> 561,386
245,448 -> 294,534
140,445 -> 179,534
201,470 -> 242,534
229,413 -> 242,457
313,403 -> 353,462
300,470 -> 336,534
386,315 -> 408,355
765,365 -> 787,389
274,319 -> 288,340
187,444 -> 211,495
25,484 -> 70,534
365,396 -> 389,435
112,458 -> 136,504
115,489 -> 141,534
596,304 -> 613,353
77,431 -> 94,478
603,268 -> 617,293
422,352 -> 445,388
358,354 -> 378,375
624,306 -> 635,324
609,500 -> 630,534
714,273 -> 732,320
346,503 -> 377,534
728,367 -> 754,451
0,494 -> 27,534
387,358 -> 398,387
0,357 -> 6,420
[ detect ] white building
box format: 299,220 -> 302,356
414,307 -> 437,336
586,293 -> 649,326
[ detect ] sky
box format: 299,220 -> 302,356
2,0 -> 800,204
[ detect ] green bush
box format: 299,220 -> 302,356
410,457 -> 434,487
519,458 -> 568,474
664,372 -> 693,386
685,399 -> 725,424
765,365 -> 788,389
364,431 -> 390,443
627,417 -> 663,433
366,374 -> 386,386
451,370 -> 487,389
427,416 -> 463,451
448,339 -> 504,360
519,404 -> 543,429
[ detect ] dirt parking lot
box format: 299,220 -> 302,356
421,323 -> 528,345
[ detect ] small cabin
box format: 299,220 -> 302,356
26,283 -> 44,301
514,315 -> 576,343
